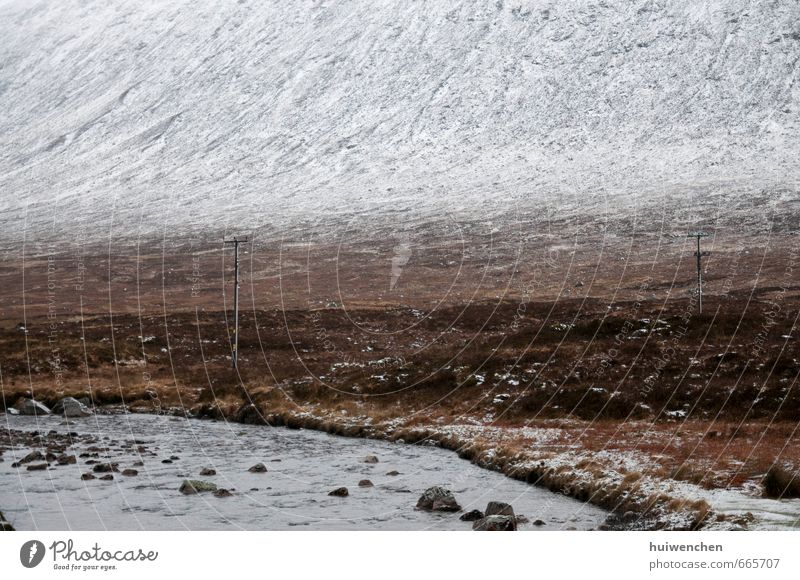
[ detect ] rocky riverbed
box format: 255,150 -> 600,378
0,412 -> 609,531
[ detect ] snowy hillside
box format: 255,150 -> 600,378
0,0 -> 798,241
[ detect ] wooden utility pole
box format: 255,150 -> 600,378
687,232 -> 710,313
224,236 -> 248,369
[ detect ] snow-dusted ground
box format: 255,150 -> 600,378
0,0 -> 798,241
397,421 -> 800,530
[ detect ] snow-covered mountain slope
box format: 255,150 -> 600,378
0,0 -> 798,241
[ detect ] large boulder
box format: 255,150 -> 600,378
52,397 -> 92,418
416,486 -> 461,512
472,515 -> 517,531
18,399 -> 51,416
485,501 -> 515,517
179,480 -> 218,495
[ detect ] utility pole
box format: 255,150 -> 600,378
687,232 -> 710,314
224,236 -> 248,369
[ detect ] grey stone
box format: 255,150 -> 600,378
179,480 -> 218,494
416,486 -> 461,512
485,501 -> 515,517
472,515 -> 517,531
460,509 -> 484,522
13,450 -> 44,466
92,463 -> 119,473
56,454 -> 77,465
52,397 -> 92,418
18,399 -> 51,416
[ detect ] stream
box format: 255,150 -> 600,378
1,412 -> 609,531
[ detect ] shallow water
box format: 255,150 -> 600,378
0,413 -> 608,531
707,489 -> 800,530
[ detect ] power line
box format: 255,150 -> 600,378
687,231 -> 710,314
224,236 -> 248,369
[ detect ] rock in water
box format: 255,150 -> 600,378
358,479 -> 374,487
472,515 -> 517,531
81,473 -> 96,480
26,463 -> 48,471
328,487 -> 349,497
485,501 -> 515,517
18,399 -> 51,416
213,489 -> 233,498
199,467 -> 216,476
12,450 -> 44,467
248,463 -> 267,473
385,470 -> 400,476
92,463 -> 119,473
56,454 -> 77,465
364,455 -> 379,464
179,480 -> 218,495
416,486 -> 461,512
99,474 -> 114,481
459,509 -> 485,522
121,469 -> 138,476
52,397 -> 92,417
